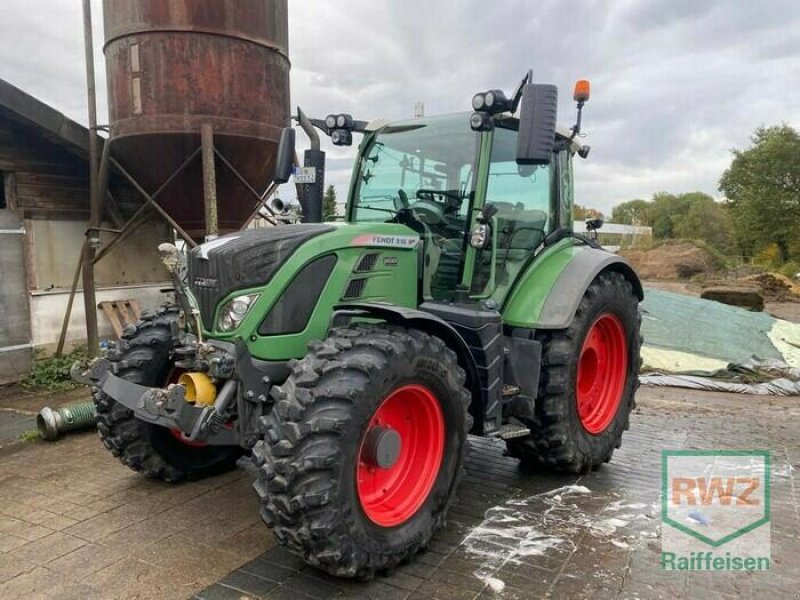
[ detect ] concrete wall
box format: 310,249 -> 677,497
27,216 -> 171,290
30,283 -> 171,355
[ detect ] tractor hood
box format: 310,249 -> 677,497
187,223 -> 421,334
188,224 -> 336,327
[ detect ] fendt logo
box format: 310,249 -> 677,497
661,450 -> 771,571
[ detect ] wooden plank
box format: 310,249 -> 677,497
99,302 -> 124,339
129,299 -> 142,321
115,301 -> 131,324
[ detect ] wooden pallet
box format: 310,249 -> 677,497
98,300 -> 142,339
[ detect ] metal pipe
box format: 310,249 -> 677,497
91,199 -> 153,265
37,402 -> 97,441
109,156 -> 199,247
214,148 -> 280,228
213,379 -> 238,415
56,241 -> 87,357
201,123 -> 219,241
297,107 -> 320,151
81,0 -> 101,357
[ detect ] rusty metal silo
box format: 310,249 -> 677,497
102,0 -> 290,239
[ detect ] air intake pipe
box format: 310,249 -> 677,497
297,108 -> 325,223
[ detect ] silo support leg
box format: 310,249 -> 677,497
201,123 -> 219,241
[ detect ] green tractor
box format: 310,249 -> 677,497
83,73 -> 642,578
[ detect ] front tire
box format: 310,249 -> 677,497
506,271 -> 642,473
251,324 -> 471,578
93,307 -> 243,482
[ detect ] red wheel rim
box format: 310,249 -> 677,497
357,384 -> 445,527
577,314 -> 628,435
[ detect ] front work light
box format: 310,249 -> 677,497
331,129 -> 353,146
470,111 -> 494,132
473,90 -> 511,114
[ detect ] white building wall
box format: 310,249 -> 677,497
30,283 -> 170,354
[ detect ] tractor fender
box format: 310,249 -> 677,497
333,302 -> 483,427
504,246 -> 643,330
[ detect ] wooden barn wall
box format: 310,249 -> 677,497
0,115 -> 171,291
0,117 -> 90,219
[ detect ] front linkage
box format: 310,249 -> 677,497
80,326 -> 281,449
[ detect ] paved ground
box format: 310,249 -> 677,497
0,386 -> 797,599
0,385 -> 87,447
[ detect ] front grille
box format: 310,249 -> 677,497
188,224 -> 334,328
343,278 -> 367,299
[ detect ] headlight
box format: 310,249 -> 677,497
470,223 -> 491,249
472,93 -> 485,111
217,294 -> 259,332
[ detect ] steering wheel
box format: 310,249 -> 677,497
409,199 -> 445,226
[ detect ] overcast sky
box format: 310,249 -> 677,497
1,0 -> 798,215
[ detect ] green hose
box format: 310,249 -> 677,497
37,401 -> 97,441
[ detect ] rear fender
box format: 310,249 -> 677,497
504,245 -> 643,330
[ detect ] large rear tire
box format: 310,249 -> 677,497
251,324 -> 471,578
506,271 -> 642,473
93,307 -> 243,482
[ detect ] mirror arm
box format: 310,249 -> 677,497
510,69 -> 534,114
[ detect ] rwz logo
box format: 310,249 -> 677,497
671,477 -> 761,507
662,450 -> 770,549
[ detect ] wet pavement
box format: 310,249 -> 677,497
197,388 -> 800,600
0,386 -> 797,599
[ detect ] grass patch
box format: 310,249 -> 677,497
18,429 -> 41,443
21,348 -> 88,392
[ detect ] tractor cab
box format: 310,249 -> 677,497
347,112 -> 579,306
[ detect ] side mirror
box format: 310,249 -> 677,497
273,127 -> 296,184
516,83 -> 558,166
586,217 -> 604,232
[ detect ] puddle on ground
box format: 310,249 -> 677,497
461,484 -> 659,594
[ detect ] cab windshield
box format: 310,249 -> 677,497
350,114 -> 480,299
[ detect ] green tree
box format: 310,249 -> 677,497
719,125 -> 800,262
610,199 -> 649,225
674,193 -> 735,255
323,185 -> 338,220
609,192 -> 735,254
646,192 -> 692,240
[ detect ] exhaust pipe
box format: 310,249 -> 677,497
37,402 -> 97,441
268,196 -> 286,214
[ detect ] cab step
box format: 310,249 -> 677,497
497,422 -> 531,440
